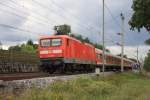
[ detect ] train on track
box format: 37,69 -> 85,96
39,35 -> 135,73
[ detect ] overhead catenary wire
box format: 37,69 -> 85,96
104,1 -> 134,46
0,1 -> 59,26
31,0 -> 96,32
10,0 -> 100,36
104,3 -> 122,29
0,23 -> 42,35
49,0 -> 100,31
1,0 -> 120,46
7,0 -> 118,41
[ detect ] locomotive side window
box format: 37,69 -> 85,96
96,53 -> 100,59
67,39 -> 69,46
51,39 -> 61,46
41,39 -> 51,47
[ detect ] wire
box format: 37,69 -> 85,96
104,3 -> 122,28
31,0 -> 100,34
49,0 -> 100,31
8,0 -> 60,24
0,1 -> 95,41
0,1 -> 54,27
1,0 -> 119,46
0,23 -> 42,35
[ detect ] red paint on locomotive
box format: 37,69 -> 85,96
39,35 -> 96,64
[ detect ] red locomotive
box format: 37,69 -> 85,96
38,35 -> 134,73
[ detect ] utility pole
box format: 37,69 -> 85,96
136,47 -> 140,72
96,0 -> 105,76
120,13 -> 125,72
102,0 -> 105,77
137,47 -> 139,64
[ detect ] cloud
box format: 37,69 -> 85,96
107,45 -> 150,60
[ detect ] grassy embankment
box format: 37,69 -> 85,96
1,72 -> 150,100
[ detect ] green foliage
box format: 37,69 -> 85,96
27,39 -> 34,46
117,54 -> 128,58
0,41 -> 2,50
145,38 -> 150,45
8,45 -> 21,51
21,44 -> 36,53
54,24 -> 71,35
70,34 -> 86,42
144,50 -> 150,71
8,40 -> 37,53
14,73 -> 150,100
84,37 -> 90,43
129,0 -> 150,32
94,43 -> 103,50
70,34 -> 91,44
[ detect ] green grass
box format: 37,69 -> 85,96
2,72 -> 150,100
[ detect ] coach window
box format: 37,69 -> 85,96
96,54 -> 99,58
100,54 -> 103,59
51,39 -> 62,46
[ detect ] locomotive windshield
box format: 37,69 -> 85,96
51,39 -> 61,46
40,38 -> 61,47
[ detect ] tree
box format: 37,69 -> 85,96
129,0 -> 150,32
8,45 -> 21,51
106,49 -> 110,53
117,54 -> 127,58
70,34 -> 90,43
129,0 -> 150,72
94,43 -> 103,50
144,51 -> 150,71
54,24 -> 71,35
27,39 -> 38,49
84,37 -> 90,43
21,44 -> 36,53
8,40 -> 37,53
71,34 -> 84,42
145,38 -> 150,45
27,39 -> 34,46
0,41 -> 2,50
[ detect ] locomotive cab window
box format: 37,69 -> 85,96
51,39 -> 62,46
40,39 -> 51,47
40,38 -> 62,47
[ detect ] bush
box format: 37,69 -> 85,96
144,51 -> 150,71
8,73 -> 150,100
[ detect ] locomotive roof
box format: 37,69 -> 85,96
40,35 -> 94,48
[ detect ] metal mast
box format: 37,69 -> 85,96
120,13 -> 125,72
102,0 -> 105,77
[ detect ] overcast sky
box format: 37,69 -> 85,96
0,0 -> 150,59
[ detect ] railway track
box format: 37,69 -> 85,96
0,72 -> 50,81
0,71 -> 93,81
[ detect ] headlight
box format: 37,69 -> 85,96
52,50 -> 62,53
40,50 -> 49,54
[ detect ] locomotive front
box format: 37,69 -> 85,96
39,36 -> 65,73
